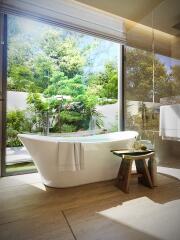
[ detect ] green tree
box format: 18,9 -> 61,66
8,23 -> 36,91
44,72 -> 85,99
88,62 -> 118,99
40,30 -> 85,78
27,93 -> 61,135
31,54 -> 56,91
8,65 -> 33,91
43,71 -> 100,132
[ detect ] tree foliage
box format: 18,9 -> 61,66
89,62 -> 118,99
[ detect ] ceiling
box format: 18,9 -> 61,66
75,0 -> 180,36
75,0 -> 163,23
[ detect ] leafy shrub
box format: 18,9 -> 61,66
6,110 -> 34,147
61,124 -> 77,133
61,110 -> 84,122
6,128 -> 21,147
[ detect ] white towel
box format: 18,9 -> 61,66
57,142 -> 84,171
160,104 -> 180,140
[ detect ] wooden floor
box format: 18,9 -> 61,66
0,173 -> 180,240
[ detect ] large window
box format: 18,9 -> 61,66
5,14 -> 120,174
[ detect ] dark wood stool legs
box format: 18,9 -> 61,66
116,155 -> 155,193
148,155 -> 158,187
135,159 -> 153,188
116,159 -> 133,193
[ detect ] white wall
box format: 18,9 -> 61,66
7,91 -> 28,111
96,103 -> 118,130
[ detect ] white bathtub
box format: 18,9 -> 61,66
18,131 -> 138,188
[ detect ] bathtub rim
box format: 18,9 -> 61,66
18,130 -> 138,144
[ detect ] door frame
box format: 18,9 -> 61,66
0,13 -> 7,177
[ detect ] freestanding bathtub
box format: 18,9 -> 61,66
18,131 -> 138,188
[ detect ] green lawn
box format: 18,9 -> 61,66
6,162 -> 37,174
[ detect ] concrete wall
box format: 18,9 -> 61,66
96,103 -> 118,130
7,91 -> 28,111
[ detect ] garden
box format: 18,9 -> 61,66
7,15 -> 120,148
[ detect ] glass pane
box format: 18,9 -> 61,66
153,3 -> 180,167
154,53 -> 180,167
125,2 -> 180,170
6,14 -> 120,174
125,46 -> 154,141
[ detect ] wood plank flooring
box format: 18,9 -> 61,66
0,173 -> 180,240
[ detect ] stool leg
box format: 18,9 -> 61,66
116,159 -> 133,193
148,155 -> 158,187
135,159 -> 153,188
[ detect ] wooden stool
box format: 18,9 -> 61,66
116,152 -> 156,193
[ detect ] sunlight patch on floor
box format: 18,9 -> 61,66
158,166 -> 180,180
15,173 -> 47,191
98,197 -> 180,240
30,182 -> 47,191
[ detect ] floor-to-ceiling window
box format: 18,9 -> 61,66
3,14 -> 120,175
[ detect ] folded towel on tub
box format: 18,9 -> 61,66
57,142 -> 84,171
